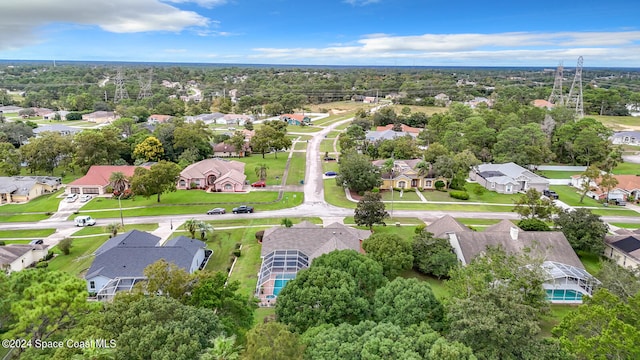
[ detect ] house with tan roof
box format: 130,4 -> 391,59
82,111 -> 117,124
223,114 -> 253,126
604,230 -> 640,269
427,215 -> 599,303
570,174 -> 640,202
255,221 -> 371,305
372,158 -> 446,190
212,142 -> 250,158
532,99 -> 555,109
0,243 -> 49,273
67,165 -> 147,195
147,114 -> 173,124
375,124 -> 422,134
177,158 -> 246,192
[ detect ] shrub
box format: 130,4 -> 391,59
58,237 -> 73,255
434,180 -> 445,190
255,230 -> 265,242
233,249 -> 242,257
66,112 -> 82,120
449,190 -> 470,200
45,251 -> 54,260
414,224 -> 426,234
371,187 -> 380,193
473,185 -> 486,196
234,242 -> 242,249
105,185 -> 114,194
35,261 -> 48,268
518,218 -> 551,231
0,241 -> 5,246
190,182 -> 198,189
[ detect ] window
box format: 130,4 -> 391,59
179,180 -> 186,187
90,281 -> 95,289
505,184 -> 512,193
491,182 -> 495,189
425,180 -> 432,187
224,183 -> 233,190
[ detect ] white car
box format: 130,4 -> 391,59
79,194 -> 93,203
65,193 -> 78,203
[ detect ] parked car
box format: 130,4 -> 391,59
614,199 -> 627,206
251,180 -> 266,188
29,239 -> 44,245
325,171 -> 338,177
74,215 -> 96,227
543,189 -> 559,199
207,207 -> 226,215
65,193 -> 78,203
324,156 -> 336,161
79,194 -> 93,202
232,205 -> 254,214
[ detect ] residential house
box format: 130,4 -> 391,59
42,110 -> 70,120
223,114 -> 253,126
604,230 -> 640,268
365,129 -> 418,142
363,96 -> 378,104
610,131 -> 640,146
147,114 -> 173,124
372,159 -> 446,190
434,93 -> 450,106
428,216 -> 599,303
627,104 -> 640,117
464,97 -> 493,109
532,99 -> 555,109
67,165 -> 147,195
255,222 -> 371,305
185,113 -> 223,125
570,174 -> 640,202
85,230 -> 208,300
0,176 -> 61,204
470,162 -> 550,194
0,243 -> 49,273
212,142 -> 250,158
33,124 -> 81,137
375,124 -> 422,134
177,158 -> 246,192
82,111 -> 117,124
280,114 -> 311,126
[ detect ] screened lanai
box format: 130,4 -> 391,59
255,250 -> 309,305
542,261 -> 600,303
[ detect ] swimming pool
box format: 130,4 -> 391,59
273,274 -> 296,296
546,289 -> 582,301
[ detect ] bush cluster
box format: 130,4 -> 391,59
449,190 -> 470,200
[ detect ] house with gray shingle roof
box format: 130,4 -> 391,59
0,176 -> 61,204
255,222 -> 371,305
469,162 -> 549,194
365,129 -> 417,142
610,131 -> 640,146
85,230 -> 207,301
0,244 -> 49,273
33,124 -> 81,136
428,216 -> 598,303
604,232 -> 640,269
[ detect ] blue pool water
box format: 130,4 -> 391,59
546,289 -> 582,301
272,274 -> 296,296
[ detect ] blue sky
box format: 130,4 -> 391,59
1,0 -> 639,67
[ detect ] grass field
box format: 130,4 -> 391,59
400,269 -> 450,300
0,228 -> 56,239
233,155 -> 289,185
313,114 -> 355,127
47,235 -> 110,276
549,186 -> 602,207
613,161 -> 640,175
285,152 -> 307,186
380,189 -> 421,202
320,139 -> 336,153
0,213 -> 51,222
388,104 -> 447,116
343,216 -> 424,225
287,125 -> 323,134
198,217 -> 322,229
293,141 -> 308,151
608,222 -> 640,229
72,223 -> 159,236
592,115 -> 639,130
538,170 -> 581,179
422,183 -> 519,204
590,208 -> 640,217
0,189 -> 63,214
307,101 -> 372,113
578,251 -> 603,276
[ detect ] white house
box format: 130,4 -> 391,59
470,163 -> 549,194
0,244 -> 49,273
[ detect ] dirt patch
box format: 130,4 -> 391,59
330,109 -> 348,115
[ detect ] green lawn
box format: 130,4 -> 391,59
380,189 -> 422,202
0,189 -> 63,213
333,120 -> 354,131
324,184 -> 357,209
343,216 -> 424,225
592,115 -> 640,130
590,208 -> 640,217
287,126 -> 323,134
422,184 -> 520,204
456,218 -> 504,226
313,113 -> 355,127
82,190 -> 282,210
0,228 -> 56,239
389,104 -> 447,116
578,251 -> 603,275
400,269 -> 450,300
322,160 -> 340,173
326,130 -> 342,138
540,304 -> 577,337
0,213 -> 51,222
612,161 -> 640,175
286,152 -> 307,186
538,170 -> 581,179
80,192 -> 303,218
549,185 -> 602,206
47,235 -> 110,276
293,141 -> 308,151
320,139 -> 335,153
254,307 -> 276,324
227,155 -> 290,185
72,223 -> 159,236
608,222 -> 640,229
195,217 -> 322,229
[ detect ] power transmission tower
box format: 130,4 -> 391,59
113,68 -> 129,103
566,56 -> 584,118
137,69 -> 153,100
548,62 -> 564,105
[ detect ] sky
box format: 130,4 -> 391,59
0,0 -> 639,67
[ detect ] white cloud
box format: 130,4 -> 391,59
251,31 -> 640,65
163,0 -> 227,9
0,0 -> 209,50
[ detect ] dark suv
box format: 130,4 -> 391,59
543,189 -> 559,199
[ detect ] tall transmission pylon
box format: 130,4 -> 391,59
137,69 -> 153,100
548,62 -> 564,105
566,56 -> 584,118
113,68 -> 129,103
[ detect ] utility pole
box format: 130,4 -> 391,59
548,62 -> 564,106
566,56 -> 584,119
113,68 -> 129,103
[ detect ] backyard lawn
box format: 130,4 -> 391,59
47,235 -> 110,276
232,155 -> 289,185
537,170 -> 581,180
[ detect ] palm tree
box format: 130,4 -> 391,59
200,335 -> 241,360
105,222 -> 123,238
184,219 -> 199,239
281,218 -> 293,228
254,163 -> 268,180
109,171 -> 128,194
415,160 -> 431,178
197,221 -> 214,241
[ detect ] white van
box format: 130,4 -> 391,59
74,216 -> 96,227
